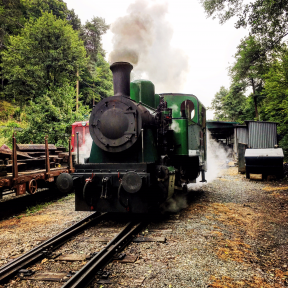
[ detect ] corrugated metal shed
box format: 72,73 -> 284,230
235,126 -> 249,144
234,125 -> 248,153
245,121 -> 278,149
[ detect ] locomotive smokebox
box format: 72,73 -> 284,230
110,62 -> 133,97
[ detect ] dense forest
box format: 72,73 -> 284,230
202,0 -> 288,156
0,0 -> 113,147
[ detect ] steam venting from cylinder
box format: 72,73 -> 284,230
110,62 -> 133,98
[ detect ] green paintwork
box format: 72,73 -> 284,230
130,80 -> 156,108
89,142 -> 103,163
130,82 -> 140,103
161,94 -> 200,124
155,94 -> 160,108
172,119 -> 188,155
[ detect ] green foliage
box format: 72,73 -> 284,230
0,0 -> 25,42
261,50 -> 288,157
16,84 -> 90,147
209,83 -> 253,122
203,0 -> 288,158
79,17 -> 111,105
209,86 -> 230,120
22,0 -> 67,20
0,100 -> 15,120
80,52 -> 113,105
201,0 -> 288,50
229,36 -> 270,118
1,12 -> 87,105
80,17 -> 109,65
0,1 -> 112,148
230,36 -> 268,84
21,0 -> 81,30
0,119 -> 26,148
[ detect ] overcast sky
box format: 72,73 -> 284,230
65,0 -> 248,120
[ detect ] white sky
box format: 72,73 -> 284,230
65,0 -> 248,120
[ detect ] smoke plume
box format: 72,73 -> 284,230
161,195 -> 188,213
78,134 -> 93,164
188,131 -> 233,190
109,0 -> 189,92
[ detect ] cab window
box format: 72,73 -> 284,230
180,100 -> 195,120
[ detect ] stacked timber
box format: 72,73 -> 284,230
0,144 -> 68,174
0,160 -> 7,177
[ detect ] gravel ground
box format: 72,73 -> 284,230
0,194 -> 93,267
0,165 -> 287,288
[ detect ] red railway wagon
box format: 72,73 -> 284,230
71,121 -> 89,154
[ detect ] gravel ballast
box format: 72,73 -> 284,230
0,166 -> 287,287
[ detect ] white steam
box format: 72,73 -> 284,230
161,195 -> 188,213
170,121 -> 180,133
189,131 -> 233,190
205,131 -> 232,181
170,104 -> 179,113
79,134 -> 93,164
109,0 -> 189,92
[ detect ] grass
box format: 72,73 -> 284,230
23,192 -> 74,216
25,202 -> 53,216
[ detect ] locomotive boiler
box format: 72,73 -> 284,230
57,62 -> 207,213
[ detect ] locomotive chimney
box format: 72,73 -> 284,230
110,62 -> 133,98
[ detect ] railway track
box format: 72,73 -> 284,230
62,221 -> 144,288
0,212 -> 146,287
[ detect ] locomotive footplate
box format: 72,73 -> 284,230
73,163 -> 163,213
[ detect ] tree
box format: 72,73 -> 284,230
17,84 -> 90,146
66,8 -> 81,31
22,0 -> 68,21
80,17 -> 109,68
201,0 -> 288,51
229,36 -> 270,119
210,86 -> 230,120
22,0 -> 82,31
0,0 -> 25,44
80,52 -> 113,105
1,12 -> 87,105
210,83 -> 253,122
261,49 -> 288,157
78,17 -> 111,105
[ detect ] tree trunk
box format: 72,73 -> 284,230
251,78 -> 259,120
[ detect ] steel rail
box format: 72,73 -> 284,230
0,212 -> 106,283
62,221 -> 144,288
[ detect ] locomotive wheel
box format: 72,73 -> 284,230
27,179 -> 37,195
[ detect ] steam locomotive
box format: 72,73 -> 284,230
57,62 -> 207,213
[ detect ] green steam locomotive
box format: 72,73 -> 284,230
57,62 -> 207,213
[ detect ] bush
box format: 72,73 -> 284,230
0,101 -> 16,121
16,85 -> 90,147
